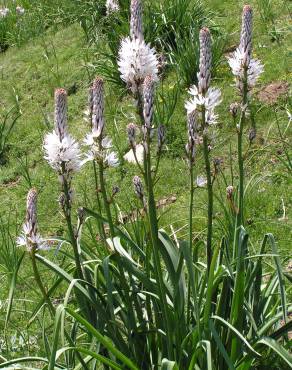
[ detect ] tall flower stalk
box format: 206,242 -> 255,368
118,1 -> 173,357
227,5 -> 264,361
185,27 -> 221,272
117,0 -> 158,96
84,77 -> 119,239
186,111 -> 197,261
142,76 -> 173,359
17,189 -> 55,315
227,5 -> 263,230
87,82 -> 106,241
44,88 -> 84,280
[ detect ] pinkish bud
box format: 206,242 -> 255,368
130,0 -> 143,40
143,76 -> 155,129
92,77 -> 105,138
198,27 -> 212,94
54,88 -> 68,140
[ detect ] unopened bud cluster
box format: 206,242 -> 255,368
198,28 -> 212,95
84,77 -> 119,168
17,189 -> 45,251
227,5 -> 263,96
133,176 -> 144,201
127,123 -> 137,148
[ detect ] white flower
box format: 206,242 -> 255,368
185,86 -> 221,125
106,0 -> 119,15
44,131 -> 83,176
105,151 -> 119,167
17,224 -> 47,251
101,136 -> 113,149
0,7 -> 10,18
124,143 -> 144,164
83,134 -> 119,167
227,48 -> 264,89
16,6 -> 25,15
196,176 -> 207,188
118,37 -> 159,93
84,131 -> 112,147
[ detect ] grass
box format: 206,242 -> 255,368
0,0 -> 291,366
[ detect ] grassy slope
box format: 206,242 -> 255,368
0,0 -> 291,358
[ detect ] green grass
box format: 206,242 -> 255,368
0,0 -> 291,363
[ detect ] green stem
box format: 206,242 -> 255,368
137,85 -> 173,358
236,67 -> 248,230
30,249 -> 55,315
62,175 -> 84,281
189,164 -> 195,261
202,131 -> 213,273
145,129 -> 173,360
99,160 -> 115,239
93,161 -> 107,241
31,250 -> 90,369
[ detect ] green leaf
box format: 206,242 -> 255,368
270,319 -> 292,340
230,227 -> 249,361
212,315 -> 261,358
35,254 -> 96,305
0,357 -> 49,369
203,240 -> 221,331
66,307 -> 139,370
5,251 -> 25,330
256,337 -> 292,368
74,347 -> 122,369
161,358 -> 179,370
83,208 -> 146,259
209,320 -> 235,370
48,305 -> 64,370
266,233 -> 288,324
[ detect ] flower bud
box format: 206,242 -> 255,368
213,157 -> 223,170
226,185 -> 234,200
248,128 -> 256,142
112,186 -> 120,196
92,77 -> 105,138
77,207 -> 85,224
186,112 -> 198,165
133,175 -> 144,200
239,5 -> 253,66
54,88 -> 68,140
157,124 -> 166,152
58,193 -> 66,210
143,76 -> 155,129
127,123 -> 137,148
130,0 -> 143,40
26,188 -> 38,238
198,27 -> 212,94
229,102 -> 240,118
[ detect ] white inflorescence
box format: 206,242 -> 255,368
196,176 -> 207,188
227,48 -> 264,92
17,223 -> 46,251
0,7 -> 10,18
44,131 -> 83,178
104,151 -> 119,167
106,0 -> 119,15
17,189 -> 47,251
185,28 -> 221,126
118,37 -> 158,93
185,85 -> 221,125
227,5 -> 263,95
16,6 -> 25,15
84,134 -> 119,167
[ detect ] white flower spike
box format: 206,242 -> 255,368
118,37 -> 159,93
